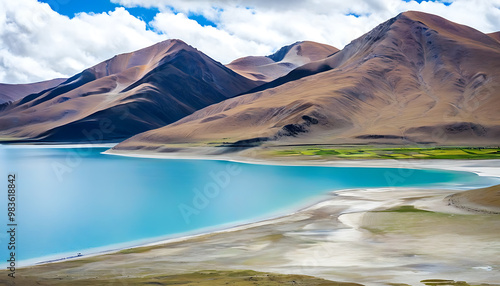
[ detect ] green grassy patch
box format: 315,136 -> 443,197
117,245 -> 156,254
420,279 -> 486,286
360,208 -> 500,237
268,146 -> 500,160
379,205 -> 432,213
5,269 -> 365,285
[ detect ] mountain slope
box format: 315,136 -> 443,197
0,78 -> 66,105
488,31 -> 500,42
226,41 -> 338,82
0,40 -> 258,142
114,11 -> 500,151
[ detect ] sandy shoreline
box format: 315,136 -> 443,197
105,148 -> 500,179
0,143 -> 117,148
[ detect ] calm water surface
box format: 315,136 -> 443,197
0,146 -> 490,265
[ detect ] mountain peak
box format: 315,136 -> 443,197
266,41 -> 304,62
399,10 -> 460,23
87,38 -> 197,79
266,41 -> 338,63
226,41 -> 338,82
397,10 -> 500,47
151,38 -> 192,51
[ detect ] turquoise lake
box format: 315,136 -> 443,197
0,146 -> 493,266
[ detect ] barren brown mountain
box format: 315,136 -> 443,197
226,41 -> 339,82
114,11 -> 500,151
0,40 -> 258,142
0,78 -> 66,105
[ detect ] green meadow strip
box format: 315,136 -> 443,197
270,147 -> 500,160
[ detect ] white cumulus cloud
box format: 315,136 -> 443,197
0,0 -> 163,84
144,0 -> 500,63
1,0 -> 500,84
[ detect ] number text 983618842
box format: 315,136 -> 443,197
7,174 -> 16,278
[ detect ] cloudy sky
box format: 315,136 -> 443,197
1,0 -> 499,84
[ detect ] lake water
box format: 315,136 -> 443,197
0,146 -> 492,266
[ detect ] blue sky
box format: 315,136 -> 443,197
1,0 -> 499,83
38,0 -> 216,28
403,0 -> 451,5
36,0 -> 458,31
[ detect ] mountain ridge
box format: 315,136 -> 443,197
113,10 -> 500,151
0,78 -> 66,105
226,41 -> 338,82
0,39 -> 259,142
488,31 -> 500,42
246,11 -> 500,95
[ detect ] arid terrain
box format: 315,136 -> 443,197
114,11 -> 500,152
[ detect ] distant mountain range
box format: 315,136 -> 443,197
0,40 -> 257,142
227,41 -> 339,82
1,11 -> 499,148
0,78 -> 66,105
